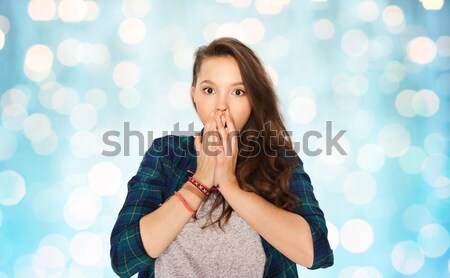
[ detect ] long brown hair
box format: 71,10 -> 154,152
191,37 -> 302,231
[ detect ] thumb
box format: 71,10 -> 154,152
194,132 -> 201,152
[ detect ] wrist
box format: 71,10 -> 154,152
192,173 -> 214,190
182,182 -> 206,202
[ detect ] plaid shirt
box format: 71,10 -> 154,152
110,129 -> 334,278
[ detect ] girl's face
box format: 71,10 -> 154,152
191,55 -> 252,132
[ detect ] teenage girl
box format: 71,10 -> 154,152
110,37 -> 334,278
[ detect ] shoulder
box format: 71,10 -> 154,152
147,134 -> 195,161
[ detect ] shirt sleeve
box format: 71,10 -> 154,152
110,137 -> 170,278
289,155 -> 334,270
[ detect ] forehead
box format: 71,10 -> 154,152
198,55 -> 242,79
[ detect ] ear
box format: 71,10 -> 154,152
191,87 -> 196,103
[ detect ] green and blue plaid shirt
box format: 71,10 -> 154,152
110,129 -> 334,278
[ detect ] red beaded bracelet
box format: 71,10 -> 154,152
186,170 -> 219,195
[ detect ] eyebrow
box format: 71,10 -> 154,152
199,80 -> 244,86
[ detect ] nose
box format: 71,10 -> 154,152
215,95 -> 228,114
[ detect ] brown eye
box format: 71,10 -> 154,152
203,87 -> 214,94
234,89 -> 245,96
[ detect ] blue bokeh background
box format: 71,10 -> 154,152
0,0 -> 449,277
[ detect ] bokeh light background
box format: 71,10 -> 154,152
0,0 -> 449,277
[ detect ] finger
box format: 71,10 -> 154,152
205,112 -> 215,144
224,109 -> 238,150
194,132 -> 202,156
224,109 -> 236,131
215,115 -> 226,145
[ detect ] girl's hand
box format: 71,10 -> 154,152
213,109 -> 239,188
193,111 -> 220,189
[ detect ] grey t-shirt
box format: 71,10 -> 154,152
155,191 -> 266,277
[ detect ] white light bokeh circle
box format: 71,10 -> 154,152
347,56 -> 369,74
32,244 -> 66,277
69,103 -> 97,130
28,0 -> 57,21
59,0 -> 87,22
118,17 -> 146,45
88,162 -> 122,196
38,82 -> 61,109
13,254 -> 34,278
70,232 -> 103,266
0,30 -> 4,50
357,1 -> 379,22
412,89 -> 440,117
168,82 -> 191,110
417,223 -> 449,258
2,103 -> 28,131
318,133 -> 350,166
338,266 -> 383,278
31,130 -> 59,156
382,5 -> 405,33
0,15 -> 11,34
421,0 -> 445,10
229,0 -> 252,8
289,96 -> 316,124
341,29 -> 369,56
1,87 -> 29,109
403,204 -> 432,232
395,89 -> 416,117
343,171 -> 377,205
421,153 -> 448,188
255,0 -> 290,15
313,19 -> 335,40
368,36 -> 394,61
377,123 -> 411,157
423,132 -> 447,155
436,36 -> 450,57
66,186 -> 102,221
391,240 -> 424,275
121,0 -> 152,18
64,186 -> 102,230
239,18 -> 265,45
350,109 -> 375,140
84,0 -> 99,21
52,87 -> 80,115
213,23 -> 245,44
0,170 -> 26,206
340,219 -> 374,253
0,128 -> 17,160
23,113 -> 52,142
119,87 -> 141,109
357,144 -> 385,172
384,60 -> 406,83
85,89 -> 107,109
91,43 -> 110,65
174,47 -> 194,69
57,39 -> 82,67
348,74 -> 368,96
398,146 -> 427,174
265,66 -> 279,86
70,130 -> 98,158
113,61 -> 141,88
407,36 -> 437,64
326,221 -> 339,249
24,44 -> 54,73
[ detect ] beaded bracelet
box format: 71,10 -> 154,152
186,170 -> 220,196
